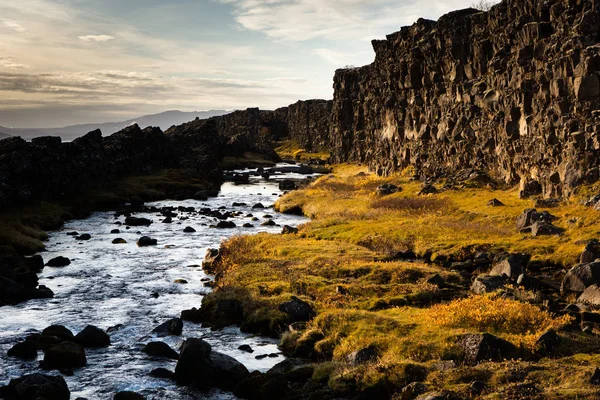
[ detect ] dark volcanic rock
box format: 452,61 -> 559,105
152,318 -> 183,336
142,342 -> 179,359
125,217 -> 152,227
75,325 -> 110,348
561,262 -> 600,295
137,236 -> 157,247
376,183 -> 401,196
0,373 -> 70,400
581,240 -> 600,264
42,325 -> 75,342
46,257 -> 71,268
114,392 -> 146,400
42,341 -> 87,370
471,274 -> 505,294
183,226 -> 196,233
281,225 -> 299,234
0,256 -> 54,306
7,341 -> 38,360
459,333 -> 518,365
278,296 -> 316,322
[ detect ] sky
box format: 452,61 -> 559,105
0,0 -> 478,128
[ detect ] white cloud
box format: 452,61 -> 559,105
0,57 -> 28,69
78,35 -> 115,42
2,19 -> 26,32
220,0 -> 475,41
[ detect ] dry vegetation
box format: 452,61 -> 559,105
204,162 -> 600,398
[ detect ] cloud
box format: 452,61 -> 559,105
0,57 -> 28,70
78,35 -> 115,42
220,0 -> 475,41
314,48 -> 355,66
2,19 -> 26,32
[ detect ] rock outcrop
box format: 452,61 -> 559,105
328,0 -> 600,197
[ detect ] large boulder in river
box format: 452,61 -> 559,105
278,296 -> 316,322
152,318 -> 183,336
175,338 -> 249,390
42,325 -> 75,342
561,262 -> 600,295
142,342 -> 179,359
0,373 -> 70,400
114,392 -> 146,400
45,257 -> 71,268
125,217 -> 153,227
7,341 -> 38,360
41,341 -> 87,370
75,325 -> 110,348
137,236 -> 157,247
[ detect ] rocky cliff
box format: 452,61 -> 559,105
276,100 -> 333,152
329,0 -> 600,197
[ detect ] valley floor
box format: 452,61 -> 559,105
202,160 -> 600,399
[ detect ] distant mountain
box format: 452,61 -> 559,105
1,110 -> 230,141
0,132 -> 12,140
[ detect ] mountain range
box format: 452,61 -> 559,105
0,110 -> 230,141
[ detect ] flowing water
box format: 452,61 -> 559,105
0,165 -> 314,399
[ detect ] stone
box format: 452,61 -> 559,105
281,225 -> 299,234
181,307 -> 203,323
489,254 -> 528,281
581,240 -> 600,264
520,180 -> 543,199
459,333 -> 518,365
279,180 -> 296,191
426,274 -> 445,286
202,248 -> 221,273
114,392 -> 146,400
402,382 -> 428,399
578,284 -> 600,306
142,342 -> 179,359
45,257 -> 71,268
418,185 -> 438,195
216,221 -> 236,229
471,274 -> 505,294
42,341 -> 87,370
42,325 -> 75,342
7,341 -> 38,360
137,236 -> 157,247
531,221 -> 563,237
194,190 -> 209,201
591,367 -> 600,385
162,216 -> 172,224
346,346 -> 379,365
150,368 -> 174,379
261,220 -> 277,226
252,203 -> 265,209
183,226 -> 196,233
535,329 -> 561,356
125,217 -> 152,227
75,326 -> 110,348
238,344 -> 254,353
561,262 -> 600,295
487,198 -> 504,207
175,338 -> 213,385
1,373 -> 70,400
278,296 -> 316,322
75,234 -> 91,241
376,183 -> 401,196
112,238 -> 127,244
152,318 -> 183,336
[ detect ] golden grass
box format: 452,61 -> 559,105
275,139 -> 330,161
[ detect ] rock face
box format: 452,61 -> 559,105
328,0 -> 600,198
275,100 -> 333,152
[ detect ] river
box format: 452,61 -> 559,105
0,165 -> 313,399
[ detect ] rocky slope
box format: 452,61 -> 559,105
329,0 -> 600,198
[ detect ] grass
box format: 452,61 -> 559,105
0,168 -> 215,255
275,139 -> 330,161
203,162 -> 600,397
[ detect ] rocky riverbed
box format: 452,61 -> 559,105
0,164 -> 316,399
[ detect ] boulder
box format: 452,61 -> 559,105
238,344 -> 254,353
279,180 -> 296,191
112,238 -> 127,244
42,341 -> 87,370
75,325 -> 110,348
183,226 -> 196,233
561,262 -> 600,295
487,198 -> 504,207
531,221 -> 563,237
152,318 -> 183,336
471,274 -> 505,294
202,248 -> 221,273
281,225 -> 299,235
418,184 -> 438,195
114,392 -> 146,400
459,333 -> 518,365
520,180 -> 543,199
376,184 -> 401,196
489,254 -> 529,281
125,217 -> 152,227
535,329 -> 561,356
137,236 -> 157,247
210,351 -> 251,389
252,203 -> 265,209
75,234 -> 91,241
174,338 -> 214,385
42,325 -> 75,342
194,190 -> 209,201
181,307 -> 203,323
581,240 -> 600,264
578,284 -> 600,306
7,341 -> 38,360
216,221 -> 236,229
142,342 -> 179,359
346,346 -> 379,365
45,257 -> 71,268
150,368 -> 174,379
0,373 -> 70,400
278,296 -> 316,322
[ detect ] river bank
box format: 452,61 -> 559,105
198,164 -> 600,399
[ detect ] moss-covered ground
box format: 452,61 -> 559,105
205,162 -> 600,398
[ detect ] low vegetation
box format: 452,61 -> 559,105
204,161 -> 600,398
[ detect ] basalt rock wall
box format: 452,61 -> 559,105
0,108 -> 282,208
330,0 -> 600,197
276,100 -> 333,152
